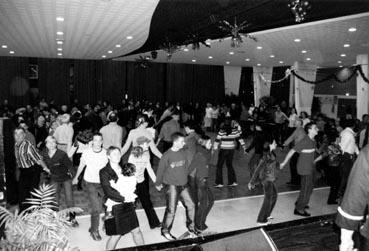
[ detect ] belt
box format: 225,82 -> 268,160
57,143 -> 68,145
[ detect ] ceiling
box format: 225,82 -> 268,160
120,12 -> 369,68
0,0 -> 368,68
0,0 -> 159,59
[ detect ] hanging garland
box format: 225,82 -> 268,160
259,68 -> 291,84
259,65 -> 369,85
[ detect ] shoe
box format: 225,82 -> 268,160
161,231 -> 177,241
90,230 -> 102,241
188,228 -> 200,236
257,222 -> 269,226
150,223 -> 162,229
214,184 -> 224,188
294,209 -> 311,217
228,182 -> 238,187
267,216 -> 274,220
70,219 -> 79,227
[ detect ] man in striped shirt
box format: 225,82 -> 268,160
14,127 -> 50,211
213,118 -> 246,187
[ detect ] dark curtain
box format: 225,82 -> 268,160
1,57 -> 226,107
270,66 -> 290,106
126,62 -> 165,103
100,60 -> 127,106
38,58 -> 71,106
193,64 -> 224,105
73,60 -> 99,105
0,57 -> 29,108
239,67 -> 253,106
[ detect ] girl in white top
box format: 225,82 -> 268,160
127,141 -> 161,229
288,108 -> 299,128
105,169 -> 137,213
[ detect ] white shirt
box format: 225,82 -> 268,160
105,174 -> 137,209
205,107 -> 213,118
288,114 -> 298,128
53,124 -> 73,145
81,148 -> 108,183
99,122 -> 123,149
339,127 -> 359,155
302,118 -> 311,127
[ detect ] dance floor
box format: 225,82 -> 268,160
69,187 -> 337,251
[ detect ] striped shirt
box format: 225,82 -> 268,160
14,140 -> 42,169
214,128 -> 245,150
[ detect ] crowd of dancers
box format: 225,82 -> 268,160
2,97 -> 369,250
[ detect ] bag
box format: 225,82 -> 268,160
104,215 -> 117,236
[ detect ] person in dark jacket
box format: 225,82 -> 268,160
248,137 -> 280,226
188,135 -> 214,232
245,124 -> 266,183
42,135 -> 78,227
100,147 -> 144,250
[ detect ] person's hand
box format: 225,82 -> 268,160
247,183 -> 254,190
43,168 -> 51,174
155,185 -> 163,191
72,177 -> 79,185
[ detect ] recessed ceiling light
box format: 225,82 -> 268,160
208,56 -> 213,59
57,48 -> 62,51
348,27 -> 357,32
338,60 -> 342,63
340,54 -> 346,57
56,31 -> 64,35
126,36 -> 133,39
57,53 -> 62,56
1,45 -> 7,48
279,61 -> 284,64
245,58 -> 250,61
257,46 -> 262,50
339,65 -> 343,68
226,61 -> 230,64
192,59 -> 196,62
56,17 -> 64,22
257,63 -> 261,66
9,51 -> 15,54
229,51 -> 234,55
108,50 -> 112,54
345,93 -> 350,96
301,50 -> 307,53
102,55 -> 106,58
57,41 -> 63,45
294,38 -> 301,42
343,44 -> 350,47
116,44 -> 121,48
270,55 -> 275,58
306,58 -> 311,61
183,48 -> 189,52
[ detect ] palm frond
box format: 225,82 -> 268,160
0,206 -> 13,227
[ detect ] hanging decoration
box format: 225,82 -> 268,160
134,55 -> 152,69
159,38 -> 181,61
288,0 -> 311,23
183,33 -> 211,50
259,68 -> 292,84
258,65 -> 369,85
218,17 -> 257,48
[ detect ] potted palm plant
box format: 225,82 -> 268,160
0,183 -> 82,251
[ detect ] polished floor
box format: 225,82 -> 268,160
68,187 -> 337,251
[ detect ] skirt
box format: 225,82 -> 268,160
105,203 -> 139,236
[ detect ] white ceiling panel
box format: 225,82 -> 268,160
0,0 -> 160,59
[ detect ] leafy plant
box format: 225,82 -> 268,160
0,183 -> 83,251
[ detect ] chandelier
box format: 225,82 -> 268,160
288,0 -> 311,23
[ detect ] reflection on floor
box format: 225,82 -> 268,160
69,187 -> 337,251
